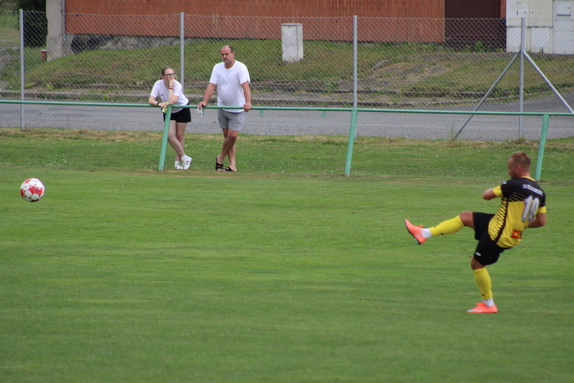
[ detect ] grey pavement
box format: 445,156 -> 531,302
1,92 -> 573,141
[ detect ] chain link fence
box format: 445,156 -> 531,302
1,11 -> 573,140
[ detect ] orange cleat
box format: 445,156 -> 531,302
405,219 -> 426,245
467,302 -> 498,314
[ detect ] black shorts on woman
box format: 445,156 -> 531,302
163,103 -> 191,123
472,212 -> 510,266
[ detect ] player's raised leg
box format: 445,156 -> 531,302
405,213 -> 470,244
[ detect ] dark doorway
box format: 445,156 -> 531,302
445,0 -> 506,50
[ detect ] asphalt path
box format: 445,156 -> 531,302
1,93 -> 573,141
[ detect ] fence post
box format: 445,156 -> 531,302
180,12 -> 185,88
19,9 -> 25,129
158,105 -> 173,171
353,15 -> 358,109
534,113 -> 549,181
518,18 -> 526,139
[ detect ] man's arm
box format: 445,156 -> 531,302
198,83 -> 216,110
241,81 -> 252,112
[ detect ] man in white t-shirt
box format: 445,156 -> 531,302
198,45 -> 252,172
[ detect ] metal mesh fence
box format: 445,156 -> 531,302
1,11 -> 573,140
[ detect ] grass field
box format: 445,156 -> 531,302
1,129 -> 573,382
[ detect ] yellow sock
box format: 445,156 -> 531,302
473,268 -> 493,301
429,215 -> 464,237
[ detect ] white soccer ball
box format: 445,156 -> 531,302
20,178 -> 45,202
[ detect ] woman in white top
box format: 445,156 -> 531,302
148,66 -> 193,170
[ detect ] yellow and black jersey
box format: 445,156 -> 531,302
489,176 -> 547,248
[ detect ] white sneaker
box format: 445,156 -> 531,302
174,161 -> 183,170
181,155 -> 192,170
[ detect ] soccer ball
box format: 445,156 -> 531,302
20,178 -> 45,202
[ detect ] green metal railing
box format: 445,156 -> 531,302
1,99 -> 572,180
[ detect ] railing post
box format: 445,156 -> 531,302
158,105 -> 173,171
344,108 -> 359,176
535,113 -> 549,181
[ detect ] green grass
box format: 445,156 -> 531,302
2,32 -> 574,103
0,11 -> 18,44
2,9 -> 574,104
1,129 -> 573,382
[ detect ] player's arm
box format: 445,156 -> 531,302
198,83 -> 216,110
482,187 -> 499,200
528,213 -> 546,228
241,81 -> 252,112
528,210 -> 547,228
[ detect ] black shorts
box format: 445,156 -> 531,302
163,104 -> 191,123
472,212 -> 509,266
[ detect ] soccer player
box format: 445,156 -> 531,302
405,151 -> 547,314
198,45 -> 252,172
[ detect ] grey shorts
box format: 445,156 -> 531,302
218,109 -> 245,131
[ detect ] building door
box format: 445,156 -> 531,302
445,0 -> 506,49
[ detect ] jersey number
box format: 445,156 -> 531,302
522,196 -> 540,222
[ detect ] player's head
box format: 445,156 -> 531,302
507,151 -> 531,178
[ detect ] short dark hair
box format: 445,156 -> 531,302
510,151 -> 531,169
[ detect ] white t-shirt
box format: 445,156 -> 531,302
150,80 -> 188,113
208,61 -> 250,113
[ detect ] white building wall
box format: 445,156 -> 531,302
507,0 -> 574,54
553,1 -> 574,54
